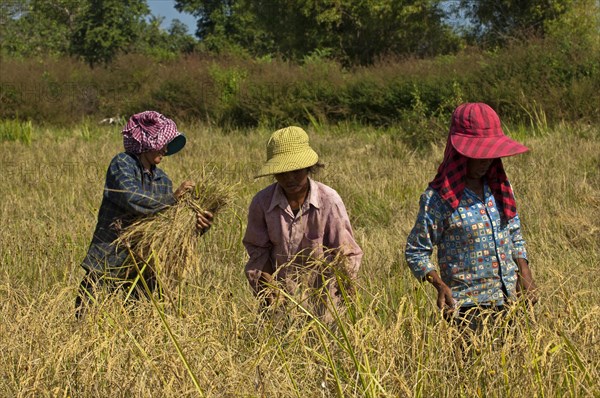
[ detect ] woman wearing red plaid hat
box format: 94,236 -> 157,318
405,103 -> 538,331
75,111 -> 212,318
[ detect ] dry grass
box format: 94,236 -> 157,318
256,250 -> 356,327
0,122 -> 598,397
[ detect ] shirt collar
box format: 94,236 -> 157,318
267,177 -> 321,213
131,153 -> 162,180
463,179 -> 493,201
483,180 -> 492,198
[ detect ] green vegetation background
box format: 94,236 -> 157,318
3,37 -> 599,141
2,0 -> 599,134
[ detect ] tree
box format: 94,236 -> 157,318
1,0 -> 83,56
175,0 -> 460,64
249,0 -> 460,63
166,19 -> 197,53
456,0 -> 577,46
175,0 -> 259,54
70,0 -> 149,66
134,17 -> 197,58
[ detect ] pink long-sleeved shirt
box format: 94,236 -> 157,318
243,179 -> 363,292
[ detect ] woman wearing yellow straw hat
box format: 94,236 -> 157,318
243,126 -> 363,322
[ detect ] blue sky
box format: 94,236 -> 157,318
147,0 -> 196,34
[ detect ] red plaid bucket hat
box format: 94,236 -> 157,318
122,111 -> 186,156
430,103 -> 528,222
450,103 -> 528,158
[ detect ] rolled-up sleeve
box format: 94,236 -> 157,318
508,214 -> 528,261
325,200 -> 363,279
405,190 -> 445,280
243,195 -> 274,292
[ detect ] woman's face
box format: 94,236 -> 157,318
466,158 -> 495,179
275,168 -> 309,196
142,146 -> 168,166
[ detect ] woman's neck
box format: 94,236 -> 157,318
138,154 -> 152,171
464,176 -> 484,199
285,186 -> 309,210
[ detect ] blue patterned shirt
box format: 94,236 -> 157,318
405,182 -> 527,307
81,152 -> 176,276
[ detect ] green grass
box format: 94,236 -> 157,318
0,122 -> 598,397
0,119 -> 33,144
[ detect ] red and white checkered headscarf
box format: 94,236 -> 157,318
430,103 -> 528,222
122,111 -> 180,154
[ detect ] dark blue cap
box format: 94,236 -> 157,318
166,134 -> 186,156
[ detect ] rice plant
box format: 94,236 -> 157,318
0,121 -> 598,397
117,167 -> 236,292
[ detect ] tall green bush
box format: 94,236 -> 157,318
1,34 -> 598,130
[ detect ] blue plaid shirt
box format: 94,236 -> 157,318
82,152 -> 176,276
405,182 -> 528,307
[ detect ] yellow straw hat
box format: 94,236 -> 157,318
255,126 -> 319,178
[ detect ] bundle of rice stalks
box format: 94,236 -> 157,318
259,249 -> 356,325
116,169 -> 235,289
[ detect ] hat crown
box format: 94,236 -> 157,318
122,110 -> 183,154
255,126 -> 319,177
266,126 -> 311,160
451,103 -> 503,137
448,102 -> 529,159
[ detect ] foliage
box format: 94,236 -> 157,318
0,0 -> 197,62
133,17 -> 197,60
545,0 -> 600,52
456,0 -> 596,47
0,118 -> 32,144
2,34 -> 598,129
174,0 -> 259,57
69,0 -> 149,66
2,0 -> 598,67
0,0 -> 82,56
175,0 -> 462,64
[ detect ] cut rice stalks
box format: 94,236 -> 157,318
257,249 -> 356,325
116,168 -> 235,291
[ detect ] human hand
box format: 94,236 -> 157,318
174,180 -> 195,200
196,210 -> 213,234
517,278 -> 538,306
425,271 -> 456,312
436,283 -> 456,312
516,259 -> 538,305
517,272 -> 538,305
247,270 -> 282,309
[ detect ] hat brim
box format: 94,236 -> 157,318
255,149 -> 318,178
451,133 -> 529,159
166,134 -> 186,156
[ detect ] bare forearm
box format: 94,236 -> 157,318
426,271 -> 456,310
516,258 -> 538,304
516,258 -> 535,287
426,270 -> 446,289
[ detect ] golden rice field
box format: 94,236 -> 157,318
0,121 -> 598,397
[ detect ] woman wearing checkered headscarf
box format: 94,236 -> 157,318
75,111 -> 212,318
405,103 -> 538,332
